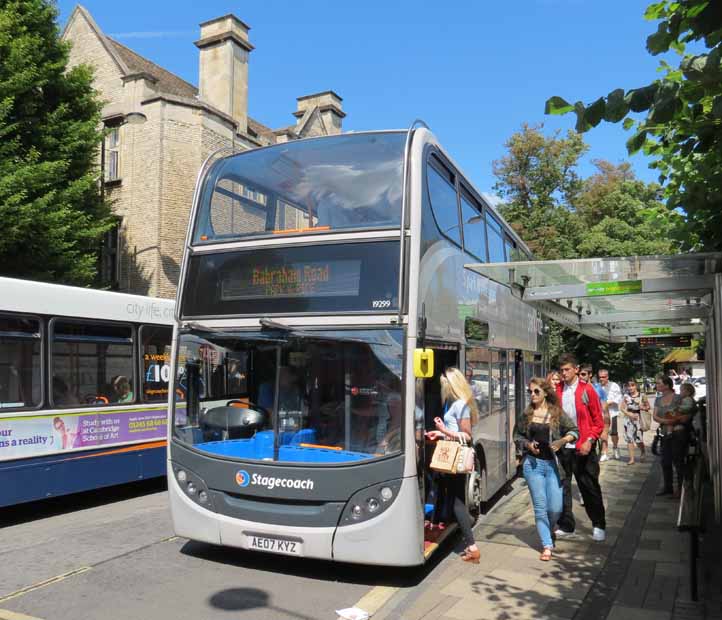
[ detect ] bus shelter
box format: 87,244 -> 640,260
465,253 -> 722,521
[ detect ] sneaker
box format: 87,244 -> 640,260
600,453 -> 609,462
592,527 -> 606,542
554,528 -> 573,538
613,449 -> 621,460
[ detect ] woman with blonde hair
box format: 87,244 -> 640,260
425,367 -> 480,563
546,371 -> 561,391
514,377 -> 579,561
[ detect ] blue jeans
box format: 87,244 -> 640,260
523,455 -> 563,549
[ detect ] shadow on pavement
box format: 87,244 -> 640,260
208,587 -> 317,619
0,477 -> 167,527
181,531 -> 455,590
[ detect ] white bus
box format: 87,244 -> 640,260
0,277 -> 174,506
168,127 -> 544,565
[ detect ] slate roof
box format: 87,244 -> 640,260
107,37 -> 278,142
107,38 -> 198,99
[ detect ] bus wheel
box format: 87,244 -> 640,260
466,459 -> 487,522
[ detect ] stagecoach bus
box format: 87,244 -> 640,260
169,126 -> 544,566
0,277 -> 174,506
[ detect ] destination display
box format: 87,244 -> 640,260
638,335 -> 692,348
221,259 -> 361,301
182,241 -> 400,317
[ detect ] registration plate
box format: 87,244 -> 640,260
245,533 -> 303,556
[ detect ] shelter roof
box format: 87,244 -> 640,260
465,253 -> 722,343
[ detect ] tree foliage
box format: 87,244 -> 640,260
0,0 -> 112,285
493,124 -> 672,379
546,0 -> 722,251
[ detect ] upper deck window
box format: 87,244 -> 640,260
486,212 -> 506,263
194,133 -> 406,244
460,188 -> 488,261
427,157 -> 461,246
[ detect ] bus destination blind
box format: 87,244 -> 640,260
221,259 -> 362,301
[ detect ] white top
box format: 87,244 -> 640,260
444,399 -> 470,433
604,381 -> 623,418
562,379 -> 578,448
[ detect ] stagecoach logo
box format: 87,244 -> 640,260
235,469 -> 314,491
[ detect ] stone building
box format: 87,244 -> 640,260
62,5 -> 345,298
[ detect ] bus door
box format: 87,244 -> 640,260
420,345 -> 459,525
508,351 -> 522,479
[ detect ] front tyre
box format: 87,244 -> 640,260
466,457 -> 487,522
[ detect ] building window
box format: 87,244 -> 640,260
105,125 -> 120,182
100,218 -> 121,290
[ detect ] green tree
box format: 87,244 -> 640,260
493,123 -> 587,259
0,0 -> 112,285
493,125 -> 675,377
546,0 -> 722,251
574,160 -> 680,257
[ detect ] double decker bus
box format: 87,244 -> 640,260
0,277 -> 174,506
169,127 -> 543,566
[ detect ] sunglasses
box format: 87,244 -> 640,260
580,371 -> 590,376
527,387 -> 543,396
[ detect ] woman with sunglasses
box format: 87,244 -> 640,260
425,367 -> 480,563
620,380 -> 648,464
514,378 -> 579,561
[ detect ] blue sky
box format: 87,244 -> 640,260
59,1 -> 665,198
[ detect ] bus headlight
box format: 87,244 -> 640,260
339,479 -> 402,526
172,464 -> 215,511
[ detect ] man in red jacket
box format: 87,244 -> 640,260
554,352 -> 607,541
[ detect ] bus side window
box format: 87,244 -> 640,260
460,189 -> 488,262
427,157 -> 462,246
140,325 -> 173,403
486,213 -> 505,263
51,320 -> 134,407
0,314 -> 42,410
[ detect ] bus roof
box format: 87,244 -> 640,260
0,277 -> 175,325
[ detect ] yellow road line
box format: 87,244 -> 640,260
0,567 -> 91,604
351,585 -> 399,616
0,609 -> 45,620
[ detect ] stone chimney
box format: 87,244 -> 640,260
294,91 -> 345,135
195,14 -> 253,133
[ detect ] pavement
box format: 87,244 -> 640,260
374,444 -> 722,620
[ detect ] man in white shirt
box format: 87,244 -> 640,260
599,369 -> 623,460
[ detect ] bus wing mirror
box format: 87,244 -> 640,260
413,348 -> 434,378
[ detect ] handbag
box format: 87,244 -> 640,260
651,428 -> 663,456
455,436 -> 475,474
639,395 -> 652,432
430,440 -> 460,473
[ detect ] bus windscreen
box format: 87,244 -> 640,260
193,132 -> 406,243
